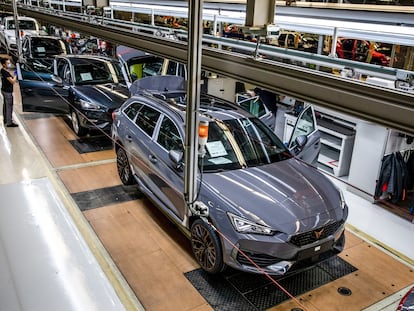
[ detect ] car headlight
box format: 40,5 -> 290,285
78,99 -> 102,111
228,212 -> 276,236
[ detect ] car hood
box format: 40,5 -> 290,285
76,84 -> 129,109
202,158 -> 344,234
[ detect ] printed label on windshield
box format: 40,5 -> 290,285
80,72 -> 93,81
206,141 -> 227,157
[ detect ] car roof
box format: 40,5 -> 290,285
4,16 -> 37,21
57,54 -> 118,64
23,34 -> 63,41
128,76 -> 253,123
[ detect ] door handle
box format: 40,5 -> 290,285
149,154 -> 158,163
125,135 -> 132,142
314,142 -> 320,149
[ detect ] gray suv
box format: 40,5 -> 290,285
112,76 -> 348,275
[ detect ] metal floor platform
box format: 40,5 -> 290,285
185,256 -> 357,311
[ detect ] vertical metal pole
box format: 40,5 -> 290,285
315,34 -> 324,71
151,9 -> 155,26
330,27 -> 338,57
390,44 -> 396,68
12,0 -> 22,63
184,0 -> 204,215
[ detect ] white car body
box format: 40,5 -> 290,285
0,16 -> 45,55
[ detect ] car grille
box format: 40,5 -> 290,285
236,250 -> 283,267
289,220 -> 344,247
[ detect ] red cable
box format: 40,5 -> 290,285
207,219 -> 310,311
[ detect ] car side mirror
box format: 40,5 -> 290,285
169,150 -> 184,171
295,135 -> 307,150
51,74 -> 63,86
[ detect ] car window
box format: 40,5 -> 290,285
136,105 -> 161,137
142,61 -> 163,77
57,58 -> 69,79
289,106 -> 315,148
7,20 -> 15,29
110,60 -> 127,84
22,38 -> 29,55
239,97 -> 267,118
156,116 -> 183,151
124,102 -> 143,121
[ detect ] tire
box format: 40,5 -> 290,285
191,218 -> 225,274
116,147 -> 136,185
71,109 -> 88,136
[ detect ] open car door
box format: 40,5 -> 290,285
116,45 -> 164,88
287,105 -> 320,165
17,61 -> 69,114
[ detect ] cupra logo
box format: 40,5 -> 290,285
313,228 -> 324,239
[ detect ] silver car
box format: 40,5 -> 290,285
112,76 -> 348,275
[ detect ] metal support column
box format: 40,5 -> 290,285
184,0 -> 204,218
12,0 -> 22,63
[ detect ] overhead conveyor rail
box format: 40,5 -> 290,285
10,5 -> 414,135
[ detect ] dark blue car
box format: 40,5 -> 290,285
18,54 -> 130,136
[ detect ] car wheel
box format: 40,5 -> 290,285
71,110 -> 88,136
116,147 -> 136,185
191,218 -> 225,274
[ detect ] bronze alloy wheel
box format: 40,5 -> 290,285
191,219 -> 224,274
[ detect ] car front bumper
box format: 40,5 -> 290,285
79,109 -> 112,132
223,224 -> 346,276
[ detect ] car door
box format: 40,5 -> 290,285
18,57 -> 69,114
287,105 -> 321,165
151,114 -> 186,220
127,103 -> 167,201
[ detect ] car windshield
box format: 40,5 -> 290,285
31,38 -> 65,57
8,20 -> 37,30
74,60 -> 125,85
200,117 -> 291,172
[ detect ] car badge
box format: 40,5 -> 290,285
314,228 -> 324,239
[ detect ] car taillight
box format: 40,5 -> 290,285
111,111 -> 116,120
